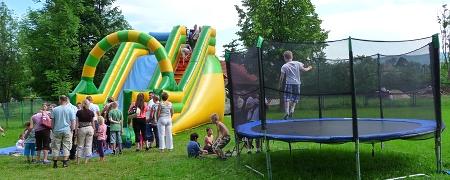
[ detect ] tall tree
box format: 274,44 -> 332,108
21,0 -> 131,99
0,2 -> 27,103
20,0 -> 81,99
76,0 -> 131,85
437,4 -> 450,82
235,0 -> 328,47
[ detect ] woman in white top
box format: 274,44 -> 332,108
157,92 -> 174,152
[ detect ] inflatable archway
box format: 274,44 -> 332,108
75,30 -> 178,94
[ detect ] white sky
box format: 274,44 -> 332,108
4,0 -> 447,57
114,0 -> 445,57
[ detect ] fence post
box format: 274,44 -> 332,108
30,98 -> 34,116
21,101 -> 24,125
5,102 -> 9,128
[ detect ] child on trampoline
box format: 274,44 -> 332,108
210,113 -> 230,160
279,50 -> 312,119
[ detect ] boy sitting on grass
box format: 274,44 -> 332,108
210,113 -> 230,160
187,133 -> 207,158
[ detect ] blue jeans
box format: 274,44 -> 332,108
24,143 -> 36,156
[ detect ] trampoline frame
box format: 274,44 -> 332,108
225,34 -> 443,180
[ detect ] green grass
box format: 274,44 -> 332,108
0,97 -> 449,179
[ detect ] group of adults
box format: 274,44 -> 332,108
128,91 -> 174,152
25,90 -> 177,168
28,95 -> 105,168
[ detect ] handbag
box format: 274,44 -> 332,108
41,112 -> 52,129
123,127 -> 132,148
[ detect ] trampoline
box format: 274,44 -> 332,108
226,36 -> 444,178
237,118 -> 437,143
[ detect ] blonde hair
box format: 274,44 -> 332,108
98,116 -> 105,125
283,51 -> 293,60
82,100 -> 90,110
111,101 -> 118,109
210,113 -> 219,122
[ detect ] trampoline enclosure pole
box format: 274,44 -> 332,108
257,37 -> 272,180
376,54 -> 384,119
349,37 -> 361,180
317,60 -> 323,118
430,34 -> 442,173
225,51 -> 242,166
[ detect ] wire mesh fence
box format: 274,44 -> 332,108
0,98 -> 45,128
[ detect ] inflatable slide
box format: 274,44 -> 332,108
69,25 -> 225,134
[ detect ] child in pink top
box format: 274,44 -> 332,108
96,117 -> 107,161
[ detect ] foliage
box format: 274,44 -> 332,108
437,4 -> 450,81
76,0 -> 131,85
20,0 -> 81,100
231,0 -> 328,95
223,39 -> 242,54
19,0 -> 131,100
234,0 -> 328,47
0,2 -> 28,102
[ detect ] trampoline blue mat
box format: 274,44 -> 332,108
236,118 -> 439,143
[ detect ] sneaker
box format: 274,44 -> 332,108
43,160 -> 51,164
119,150 -> 122,155
288,113 -> 293,118
112,150 -> 116,155
283,114 -> 289,120
145,147 -> 149,151
62,161 -> 69,168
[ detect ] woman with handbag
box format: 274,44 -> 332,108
128,93 -> 148,152
30,103 -> 51,164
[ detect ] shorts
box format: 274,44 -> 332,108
284,84 -> 300,103
24,143 -> 36,156
51,131 -> 73,158
212,135 -> 230,151
110,131 -> 122,144
35,129 -> 50,151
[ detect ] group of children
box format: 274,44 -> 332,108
187,114 -> 230,160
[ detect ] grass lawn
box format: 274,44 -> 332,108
0,97 -> 449,179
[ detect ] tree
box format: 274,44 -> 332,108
20,0 -> 131,100
0,2 -> 28,103
233,0 -> 329,91
223,39 -> 242,53
437,4 -> 450,82
235,0 -> 328,47
20,0 -> 81,99
76,0 -> 131,85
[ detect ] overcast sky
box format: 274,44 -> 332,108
3,0 -> 446,56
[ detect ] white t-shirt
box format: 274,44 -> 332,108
281,61 -> 305,85
146,100 -> 155,120
89,103 -> 100,116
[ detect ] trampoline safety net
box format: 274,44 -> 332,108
227,36 -> 440,143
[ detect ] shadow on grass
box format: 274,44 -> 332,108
237,148 -> 426,180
